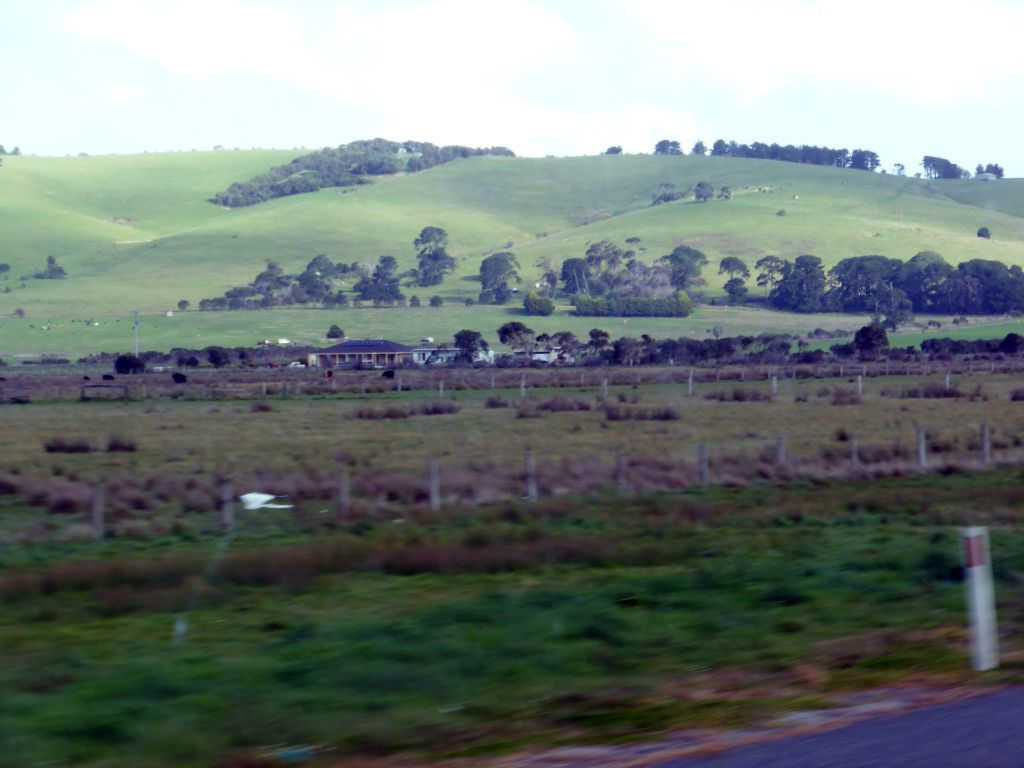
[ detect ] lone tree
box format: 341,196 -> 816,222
414,226 -> 455,286
694,181 -> 714,202
177,299 -> 189,311
0,263 -> 9,278
977,226 -> 991,239
691,140 -> 706,156
326,324 -> 344,339
429,295 -> 444,307
604,146 -> 623,155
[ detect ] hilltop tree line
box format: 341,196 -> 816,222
637,139 -> 1006,180
644,138 -> 880,170
0,146 -> 21,156
754,252 -> 1024,320
212,139 -> 514,207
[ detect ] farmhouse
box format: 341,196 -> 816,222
307,339 -> 414,368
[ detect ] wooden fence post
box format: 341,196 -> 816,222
916,427 -> 927,468
614,448 -> 628,492
687,369 -> 694,397
524,449 -> 538,502
520,374 -> 527,399
220,479 -> 235,532
91,485 -> 105,540
337,466 -> 351,518
429,458 -> 441,512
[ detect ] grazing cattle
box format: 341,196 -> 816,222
82,375 -> 91,381
381,370 -> 395,380
172,372 -> 188,384
102,374 -> 115,381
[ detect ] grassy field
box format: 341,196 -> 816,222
4,151 -> 1024,354
3,299 -> 1023,359
3,371 -> 1024,765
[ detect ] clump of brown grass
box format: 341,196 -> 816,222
43,437 -> 93,454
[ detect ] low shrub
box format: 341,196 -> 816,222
106,435 -> 137,453
485,396 -> 509,409
831,388 -> 862,405
704,387 -> 771,402
43,437 -> 93,453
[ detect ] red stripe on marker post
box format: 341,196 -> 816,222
964,535 -> 986,568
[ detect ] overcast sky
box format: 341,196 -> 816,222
5,0 -> 1023,175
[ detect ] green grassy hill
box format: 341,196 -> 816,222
2,150 -> 1024,355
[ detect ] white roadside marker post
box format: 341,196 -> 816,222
962,526 -> 999,671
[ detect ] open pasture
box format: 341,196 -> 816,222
4,367 -> 1024,765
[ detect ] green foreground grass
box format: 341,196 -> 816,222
1,479 -> 1016,767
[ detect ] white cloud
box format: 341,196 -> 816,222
622,0 -> 1024,105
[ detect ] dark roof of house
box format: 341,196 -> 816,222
316,339 -> 414,354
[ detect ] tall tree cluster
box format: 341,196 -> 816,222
758,251 -> 1024,318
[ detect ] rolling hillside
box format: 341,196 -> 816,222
2,150 -> 1024,355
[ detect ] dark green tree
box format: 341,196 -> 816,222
497,321 -> 534,352
853,323 -> 888,359
718,256 -> 750,280
429,295 -> 444,307
326,324 -> 344,339
654,139 -> 682,155
693,181 -> 714,201
770,255 -> 827,312
478,252 -> 520,303
691,140 -> 706,156
658,245 -> 708,291
205,346 -> 231,368
605,146 -> 623,155
977,226 -> 991,239
724,277 -> 748,305
523,291 -> 555,316
755,255 -> 786,295
354,255 -> 405,304
114,354 -> 145,375
414,226 -> 455,286
453,329 -> 488,362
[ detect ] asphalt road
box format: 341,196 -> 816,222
664,687 -> 1024,768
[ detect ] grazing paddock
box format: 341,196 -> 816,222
4,367 -> 1024,765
